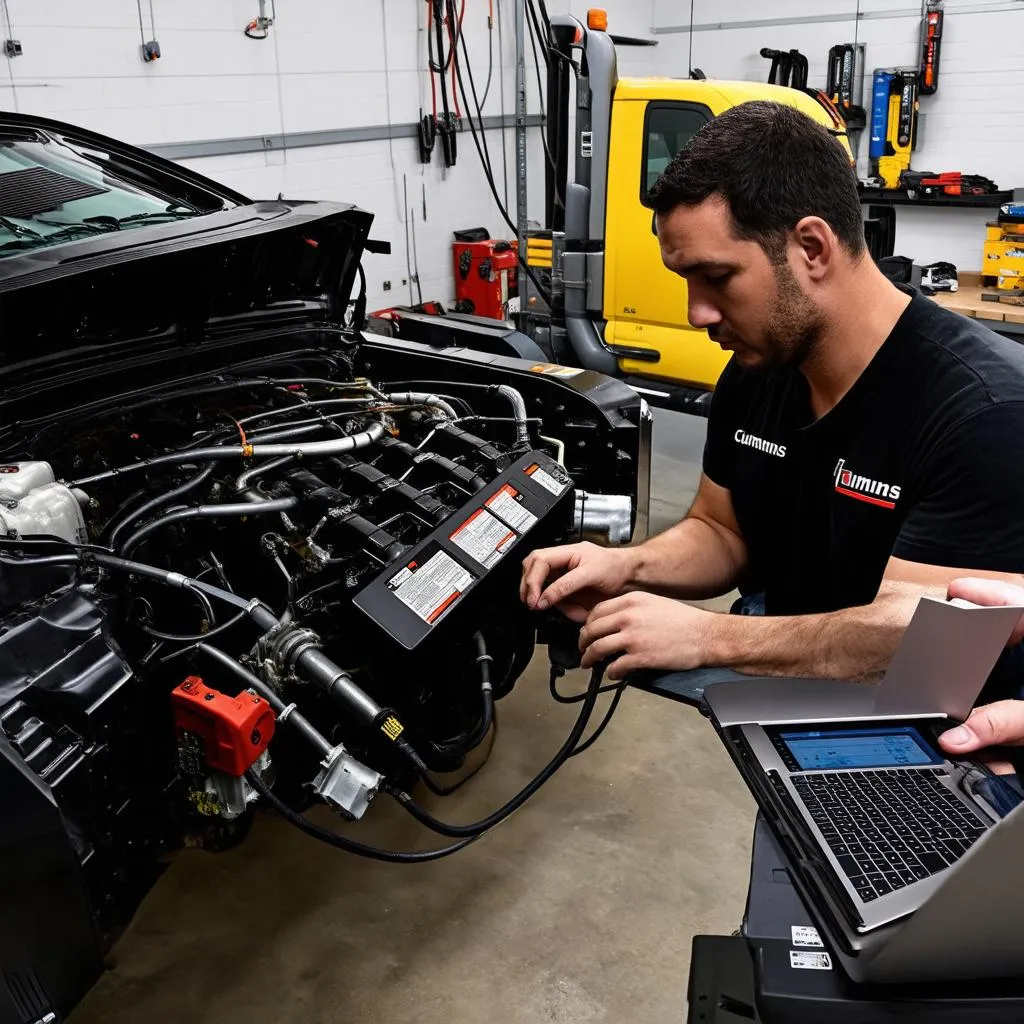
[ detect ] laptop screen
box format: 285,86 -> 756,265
776,725 -> 943,772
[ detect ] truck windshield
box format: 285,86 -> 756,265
0,131 -> 210,257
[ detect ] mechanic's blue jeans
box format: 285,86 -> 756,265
632,592 -> 766,706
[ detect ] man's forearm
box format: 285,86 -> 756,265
704,581 -> 944,681
628,516 -> 746,600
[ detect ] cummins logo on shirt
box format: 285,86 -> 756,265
734,429 -> 787,458
833,459 -> 902,509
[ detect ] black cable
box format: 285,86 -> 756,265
246,768 -> 479,863
525,0 -> 563,208
548,664 -> 621,704
387,664 -> 606,838
453,26 -> 553,306
481,0 -> 495,109
496,0 -> 509,207
141,606 -> 249,644
569,684 -> 625,758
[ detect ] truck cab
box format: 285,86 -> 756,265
524,13 -> 851,413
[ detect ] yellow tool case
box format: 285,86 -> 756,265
983,221 -> 1024,290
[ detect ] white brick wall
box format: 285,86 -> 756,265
0,0 -> 654,312
650,0 -> 1024,271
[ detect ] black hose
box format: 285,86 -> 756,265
387,664 -> 606,838
569,684 -> 625,758
107,464 -> 216,550
417,631 -> 495,796
119,497 -> 299,557
549,664 -> 622,704
197,643 -> 334,760
245,768 -> 479,863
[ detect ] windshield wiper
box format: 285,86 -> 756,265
0,216 -> 43,241
115,209 -> 199,226
0,221 -> 114,254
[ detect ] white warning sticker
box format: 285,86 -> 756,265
449,508 -> 517,569
525,462 -> 568,496
789,950 -> 832,971
388,550 -> 474,624
791,926 -> 824,948
485,484 -> 538,532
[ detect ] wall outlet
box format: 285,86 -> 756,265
4,39 -> 22,58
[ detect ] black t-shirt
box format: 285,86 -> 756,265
703,288 -> 1024,616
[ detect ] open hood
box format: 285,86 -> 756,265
0,110 -> 373,405
0,200 -> 374,398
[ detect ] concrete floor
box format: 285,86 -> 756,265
71,411 -> 757,1024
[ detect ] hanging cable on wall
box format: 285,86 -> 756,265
244,0 -> 276,39
137,0 -> 160,62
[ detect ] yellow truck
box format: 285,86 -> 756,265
518,12 -> 851,414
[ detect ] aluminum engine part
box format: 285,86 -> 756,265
0,480 -> 88,545
313,746 -> 382,820
199,751 -> 271,820
573,491 -> 634,546
0,460 -> 56,499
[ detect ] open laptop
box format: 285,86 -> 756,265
703,596 -> 1024,984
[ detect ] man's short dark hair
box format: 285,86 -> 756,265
644,101 -> 865,260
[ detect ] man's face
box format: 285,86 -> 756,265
656,197 -> 825,371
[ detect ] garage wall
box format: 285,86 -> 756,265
0,0 -> 654,312
650,0 -> 1024,272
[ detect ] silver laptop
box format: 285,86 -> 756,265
703,597 -> 1024,984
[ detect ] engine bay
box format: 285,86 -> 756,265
0,335 -> 646,1011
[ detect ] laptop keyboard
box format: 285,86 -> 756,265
790,769 -> 989,903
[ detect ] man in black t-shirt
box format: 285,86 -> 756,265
520,102 -> 1024,684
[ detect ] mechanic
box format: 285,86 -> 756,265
521,101 -> 1024,690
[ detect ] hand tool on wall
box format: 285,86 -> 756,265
919,2 -> 944,95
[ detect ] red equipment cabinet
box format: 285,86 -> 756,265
452,238 -> 519,320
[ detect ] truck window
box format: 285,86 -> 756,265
642,103 -> 712,198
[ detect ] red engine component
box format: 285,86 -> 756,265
452,239 -> 518,320
171,676 -> 276,777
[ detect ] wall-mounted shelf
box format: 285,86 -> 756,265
858,188 -> 1015,209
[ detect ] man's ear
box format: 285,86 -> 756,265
791,216 -> 835,282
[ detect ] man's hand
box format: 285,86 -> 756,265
948,577 -> 1024,646
578,592 -> 714,679
520,542 -> 638,623
939,700 -> 1024,775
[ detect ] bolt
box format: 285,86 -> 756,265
204,692 -> 215,701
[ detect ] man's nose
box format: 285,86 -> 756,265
687,292 -> 723,330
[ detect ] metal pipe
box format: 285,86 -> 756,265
236,454 -> 296,491
385,392 -> 458,420
495,384 -> 530,448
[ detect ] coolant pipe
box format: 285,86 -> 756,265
236,454 -> 297,492
70,421 -> 387,487
495,385 -> 530,449
384,392 -> 458,420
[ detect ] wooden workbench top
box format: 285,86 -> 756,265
930,273 -> 1024,325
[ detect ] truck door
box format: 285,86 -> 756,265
604,99 -> 730,391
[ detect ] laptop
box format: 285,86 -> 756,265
703,596 -> 1024,984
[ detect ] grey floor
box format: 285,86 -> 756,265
71,411 -> 757,1024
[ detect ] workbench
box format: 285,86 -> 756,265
930,273 -> 1024,337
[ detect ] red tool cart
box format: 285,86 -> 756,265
452,236 -> 519,321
